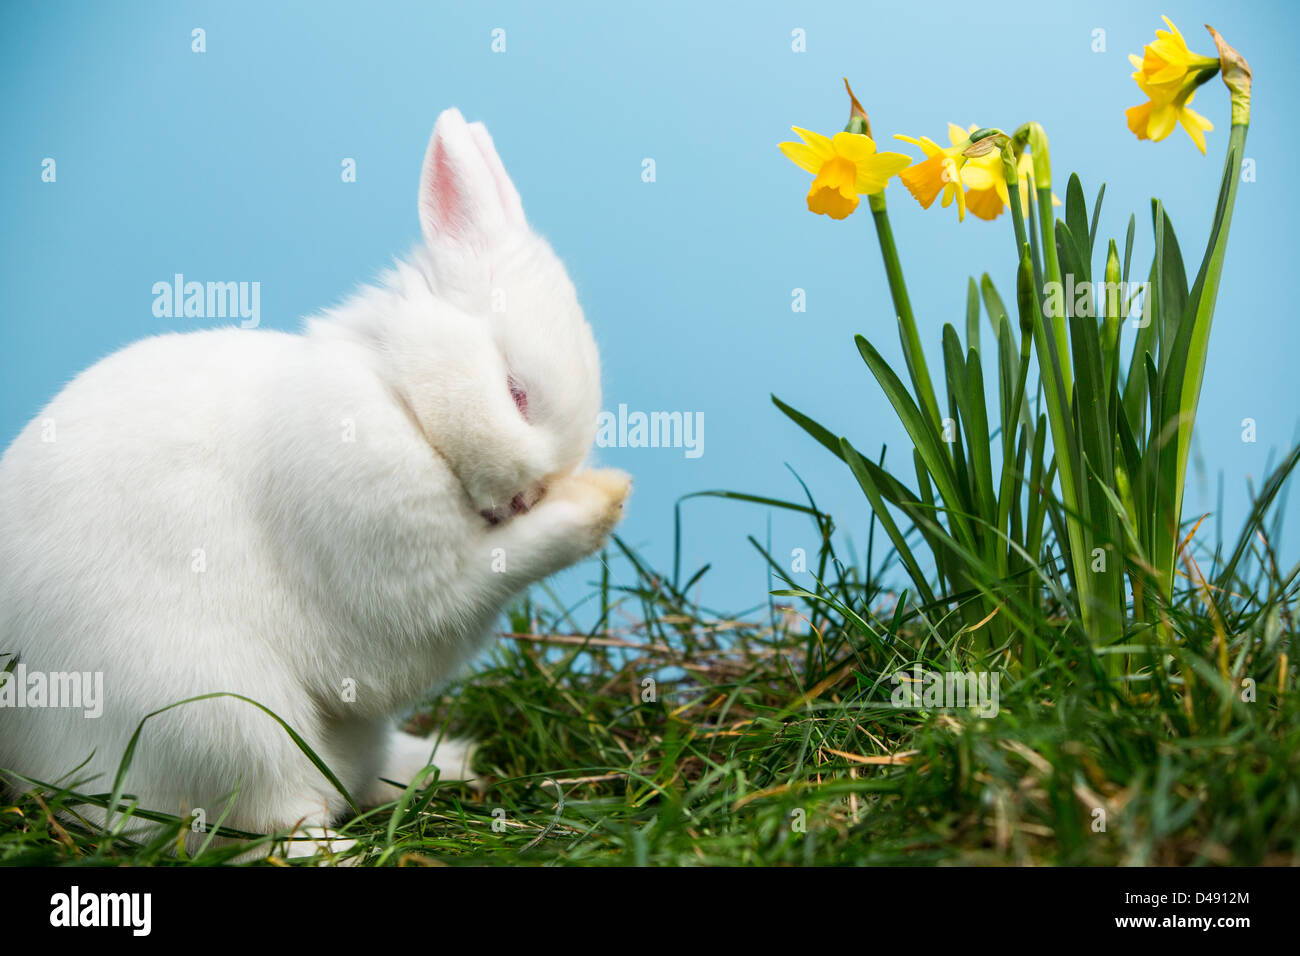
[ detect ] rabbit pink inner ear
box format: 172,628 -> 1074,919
422,138 -> 467,239
418,109 -> 506,249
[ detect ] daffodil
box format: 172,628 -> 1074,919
1126,17 -> 1220,153
779,128 -> 911,219
1127,78 -> 1214,153
1131,16 -> 1220,93
950,123 -> 1060,221
893,132 -> 969,221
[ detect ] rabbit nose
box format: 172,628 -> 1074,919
483,485 -> 545,526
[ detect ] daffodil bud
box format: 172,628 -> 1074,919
1023,123 -> 1051,192
1104,240 -> 1122,319
1016,242 -> 1035,338
999,140 -> 1020,194
1102,240 -> 1123,383
961,128 -> 1007,159
1206,25 -> 1251,126
843,78 -> 872,137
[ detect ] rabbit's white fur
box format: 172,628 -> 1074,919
0,108 -> 628,856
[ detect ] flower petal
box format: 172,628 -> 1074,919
894,134 -> 944,158
1147,101 -> 1178,140
898,155 -> 948,208
831,131 -> 878,162
965,186 -> 1004,221
1126,100 -> 1153,139
854,150 -> 911,194
806,181 -> 859,219
1178,105 -> 1213,154
960,160 -> 997,191
790,127 -> 835,161
779,141 -> 824,175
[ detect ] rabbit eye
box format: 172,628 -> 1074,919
508,376 -> 529,420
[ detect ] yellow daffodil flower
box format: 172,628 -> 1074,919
893,132 -> 969,221
1126,17 -> 1219,153
1131,16 -> 1220,93
950,124 -> 1061,221
1127,78 -> 1214,153
779,127 -> 911,219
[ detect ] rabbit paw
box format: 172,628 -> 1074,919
361,731 -> 483,806
480,468 -> 630,588
274,824 -> 361,866
546,468 -> 631,551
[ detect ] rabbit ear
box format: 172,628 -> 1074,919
467,121 -> 525,227
418,108 -> 514,249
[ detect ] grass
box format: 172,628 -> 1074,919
2,448 -> 1297,867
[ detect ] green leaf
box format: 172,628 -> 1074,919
856,334 -> 976,551
1089,182 -> 1106,254
965,277 -> 980,353
1065,173 -> 1092,281
1121,262 -> 1158,434
771,394 -> 844,461
1151,201 -> 1189,370
840,438 -> 937,609
944,329 -> 997,552
1122,214 -> 1136,290
980,273 -> 1011,341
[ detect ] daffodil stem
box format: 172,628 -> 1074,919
867,192 -> 943,434
1014,127 -> 1105,643
1036,185 -> 1071,399
997,245 -> 1036,581
1001,144 -> 1029,257
1016,124 -> 1072,397
1005,182 -> 1028,257
1161,119 -> 1249,595
1006,129 -> 1094,646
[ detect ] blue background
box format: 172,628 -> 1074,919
2,1 -> 1295,620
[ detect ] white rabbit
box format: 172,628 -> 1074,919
0,107 -> 629,858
